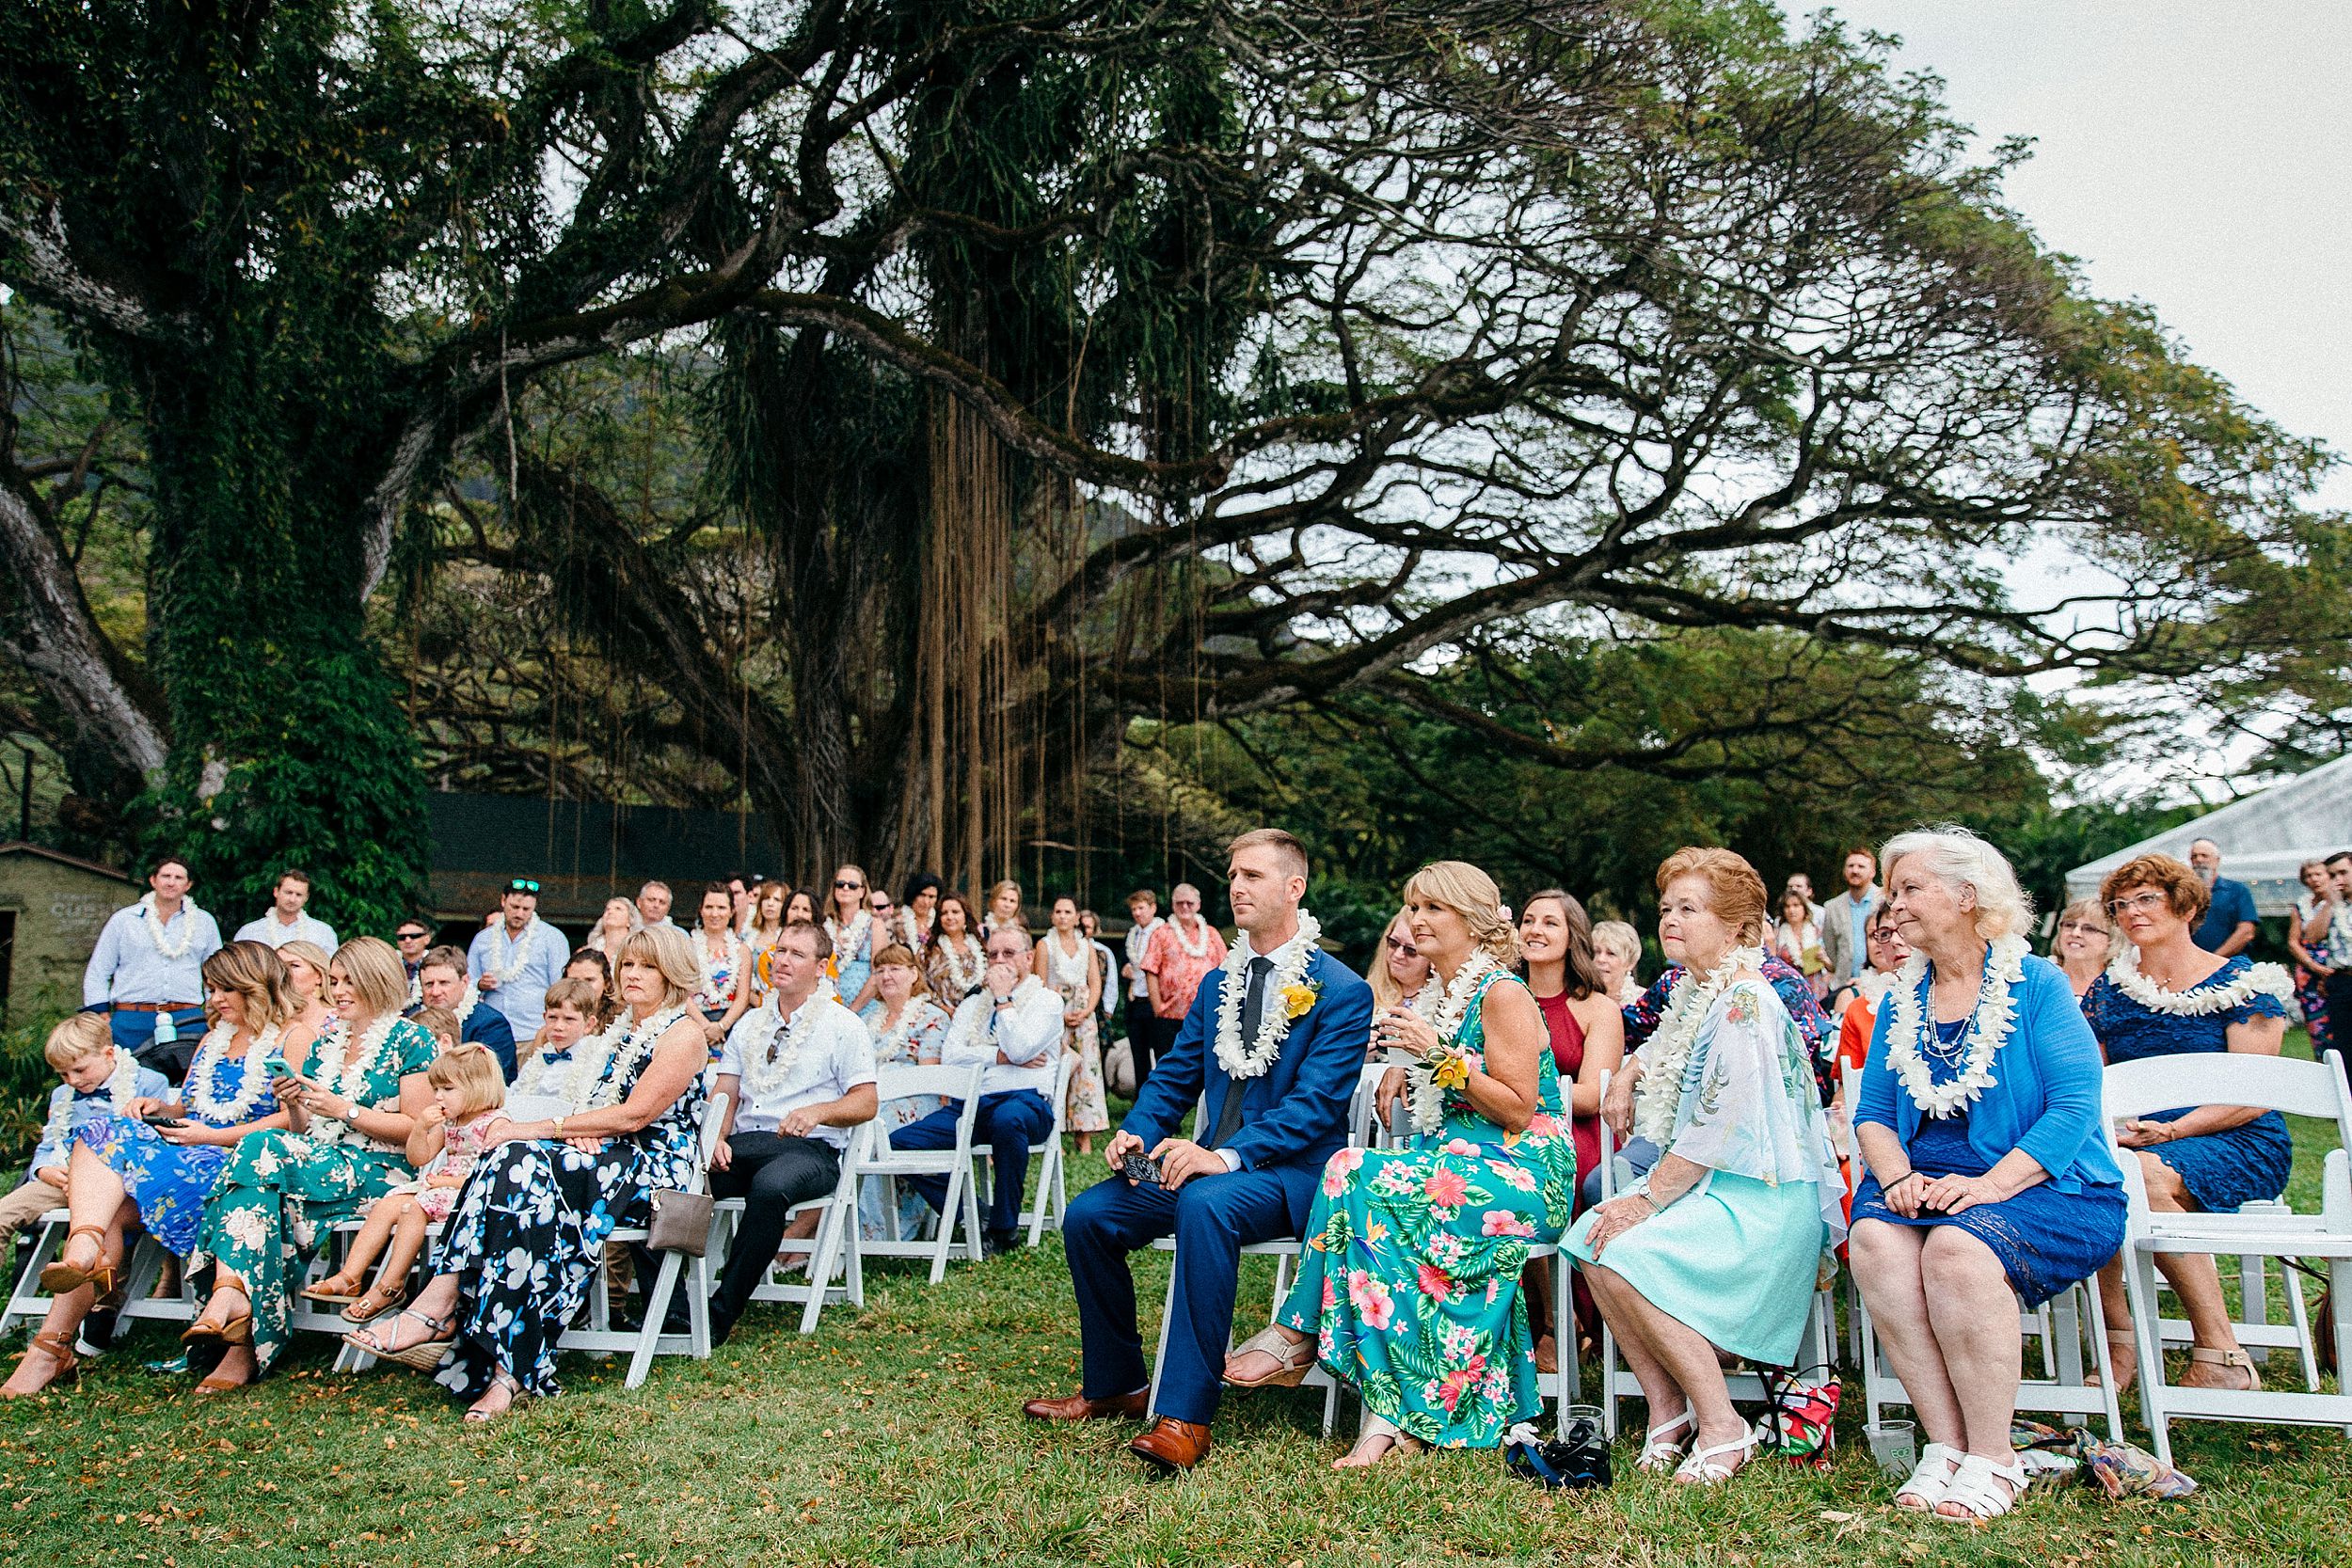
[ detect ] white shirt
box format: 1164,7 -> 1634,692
1123,917 -> 1162,999
717,993 -> 877,1148
235,909 -> 339,951
940,979 -> 1063,1098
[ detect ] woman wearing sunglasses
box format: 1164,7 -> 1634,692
1366,909 -> 1431,1055
824,865 -> 878,1011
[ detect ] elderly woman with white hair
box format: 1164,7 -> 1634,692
1848,826 -> 2125,1521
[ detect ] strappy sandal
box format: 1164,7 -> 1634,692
1673,1421 -> 1756,1486
1935,1452 -> 2029,1521
347,1307 -> 454,1370
300,1276 -> 366,1306
464,1370 -> 524,1423
340,1282 -> 408,1324
1334,1412 -> 1427,1468
37,1227 -> 116,1297
181,1287 -> 254,1346
2182,1345 -> 2260,1391
1224,1325 -> 1317,1389
1635,1406 -> 1693,1472
0,1329 -> 79,1398
1894,1442 -> 1964,1511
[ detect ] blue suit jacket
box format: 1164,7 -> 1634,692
463,1005 -> 518,1080
1121,946 -> 1374,1175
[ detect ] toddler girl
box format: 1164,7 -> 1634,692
301,1044 -> 507,1323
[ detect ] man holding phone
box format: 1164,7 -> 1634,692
1024,829 -> 1373,1473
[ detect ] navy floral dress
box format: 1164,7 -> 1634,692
2083,958 -> 2294,1213
433,1019 -> 707,1400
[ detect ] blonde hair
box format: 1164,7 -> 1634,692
1653,847 -> 1770,944
871,942 -> 930,996
203,940 -> 297,1032
1882,825 -> 2036,942
1590,920 -> 1643,966
1227,827 -> 1310,880
426,1042 -> 506,1119
617,924 -> 700,1007
1368,908 -> 1426,1014
543,976 -> 605,1024
44,1013 -> 114,1070
331,936 -> 410,1018
1401,861 -> 1520,967
413,1005 -> 461,1048
277,939 -> 333,1000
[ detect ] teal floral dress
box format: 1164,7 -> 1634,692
1276,971 -> 1579,1447
190,1015 -> 437,1374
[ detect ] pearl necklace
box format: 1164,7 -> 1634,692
1885,936 -> 2028,1118
303,1014 -> 402,1149
136,893 -> 201,960
1211,911 -> 1322,1081
575,1005 -> 689,1111
2104,950 -> 2294,1017
1631,945 -> 1764,1147
1406,951 -> 1502,1134
185,1021 -> 281,1125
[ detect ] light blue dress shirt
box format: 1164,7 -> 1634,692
466,917 -> 572,1038
82,901 -> 224,1007
234,910 -> 340,951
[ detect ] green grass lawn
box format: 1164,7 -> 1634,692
2,1047 -> 2345,1567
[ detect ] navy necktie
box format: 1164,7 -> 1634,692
1211,958 -> 1274,1148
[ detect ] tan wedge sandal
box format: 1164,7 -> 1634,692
1223,1325 -> 1318,1388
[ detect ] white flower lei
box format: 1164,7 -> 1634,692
136,892 -> 202,961
933,934 -> 986,998
1211,911 -> 1322,1081
302,1013 -> 403,1149
573,1004 -> 690,1111
483,917 -> 546,985
1171,916 -> 1215,958
867,998 -> 937,1064
826,910 -> 873,962
736,991 -> 826,1102
887,908 -> 928,951
513,1038 -> 578,1101
2104,950 -> 2295,1017
40,1051 -> 142,1158
1631,945 -> 1766,1147
185,1020 -> 281,1125
406,970 -> 423,1008
449,979 -> 480,1025
943,976 -> 1049,1060
2328,900 -> 2352,962
693,928 -> 740,1006
1885,935 -> 2029,1119
1044,928 -> 1093,991
1405,950 -> 1503,1134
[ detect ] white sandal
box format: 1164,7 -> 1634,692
1673,1421 -> 1756,1485
1935,1452 -> 2029,1521
1635,1407 -> 1693,1471
1894,1442 -> 1964,1511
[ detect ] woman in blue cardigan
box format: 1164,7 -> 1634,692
1849,827 -> 2125,1524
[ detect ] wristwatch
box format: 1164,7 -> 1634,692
552,1115 -> 568,1139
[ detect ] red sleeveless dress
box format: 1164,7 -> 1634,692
1534,990 -> 1601,1209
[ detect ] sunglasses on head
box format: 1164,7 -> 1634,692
507,879 -> 541,894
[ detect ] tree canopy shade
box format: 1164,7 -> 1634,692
2,0 -> 2344,915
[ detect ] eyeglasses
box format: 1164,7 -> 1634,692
1867,930 -> 1900,944
2105,891 -> 2170,917
2058,920 -> 2106,935
1384,936 -> 1417,955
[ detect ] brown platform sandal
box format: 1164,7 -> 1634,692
37,1227 -> 115,1297
1,1330 -> 79,1397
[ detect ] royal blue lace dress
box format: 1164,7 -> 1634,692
1851,1018 -> 2126,1306
2083,959 -> 2293,1213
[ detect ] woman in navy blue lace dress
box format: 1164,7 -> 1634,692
346,927 -> 710,1420
2084,853 -> 2293,1394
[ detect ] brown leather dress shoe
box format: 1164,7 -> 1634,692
1129,1417 -> 1212,1472
1023,1388 -> 1150,1422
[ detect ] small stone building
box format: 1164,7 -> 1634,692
0,843 -> 133,1022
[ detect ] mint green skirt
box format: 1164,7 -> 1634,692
1566,1171 -> 1823,1366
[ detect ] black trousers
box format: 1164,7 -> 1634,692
1124,996 -> 1163,1086
2325,971 -> 2352,1072
707,1132 -> 841,1328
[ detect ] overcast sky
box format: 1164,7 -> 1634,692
1822,1 -> 2351,508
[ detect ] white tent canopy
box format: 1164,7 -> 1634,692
2065,754 -> 2352,918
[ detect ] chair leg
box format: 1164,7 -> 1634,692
627,1252 -> 685,1390
799,1201 -> 843,1336
2081,1272 -> 2123,1443
2126,1247 -> 2171,1466
1025,1147 -> 1052,1249
1147,1261 -> 1180,1417
930,1167 -> 962,1286
1553,1252 -> 1578,1424
2281,1259 -> 2320,1392
961,1164 -> 985,1262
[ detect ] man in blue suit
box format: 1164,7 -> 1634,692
1023,828 -> 1375,1472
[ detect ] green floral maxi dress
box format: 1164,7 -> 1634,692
1275,972 -> 1579,1446
189,1015 -> 437,1374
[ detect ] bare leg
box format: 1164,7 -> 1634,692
1583,1264 -> 1690,1433
1521,1256 -> 1558,1370
1582,1262 -> 1745,1480
2098,1151 -> 2249,1389
1915,1227 -> 2024,1504
1849,1220 -> 1968,1449
772,1209 -> 821,1273
313,1199 -> 403,1295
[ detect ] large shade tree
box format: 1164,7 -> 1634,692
3,0 -> 2343,919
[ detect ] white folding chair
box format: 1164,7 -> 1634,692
969,1051 -> 1078,1247
850,1063 -> 988,1283
2106,1053 -> 2352,1464
1144,1061 -> 1390,1437
0,1208 -> 72,1339
716,1117 -> 874,1334
3,1210 -> 199,1349
554,1087 -> 730,1388
2147,1209 -> 2322,1391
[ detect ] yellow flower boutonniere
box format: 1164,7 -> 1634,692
1429,1048 -> 1471,1092
1279,979 -> 1322,1021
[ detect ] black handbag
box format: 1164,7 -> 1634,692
645,1187 -> 714,1256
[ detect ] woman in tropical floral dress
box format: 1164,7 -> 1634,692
1223,861 -> 1577,1465
182,937 -> 437,1387
346,925 -> 709,1421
